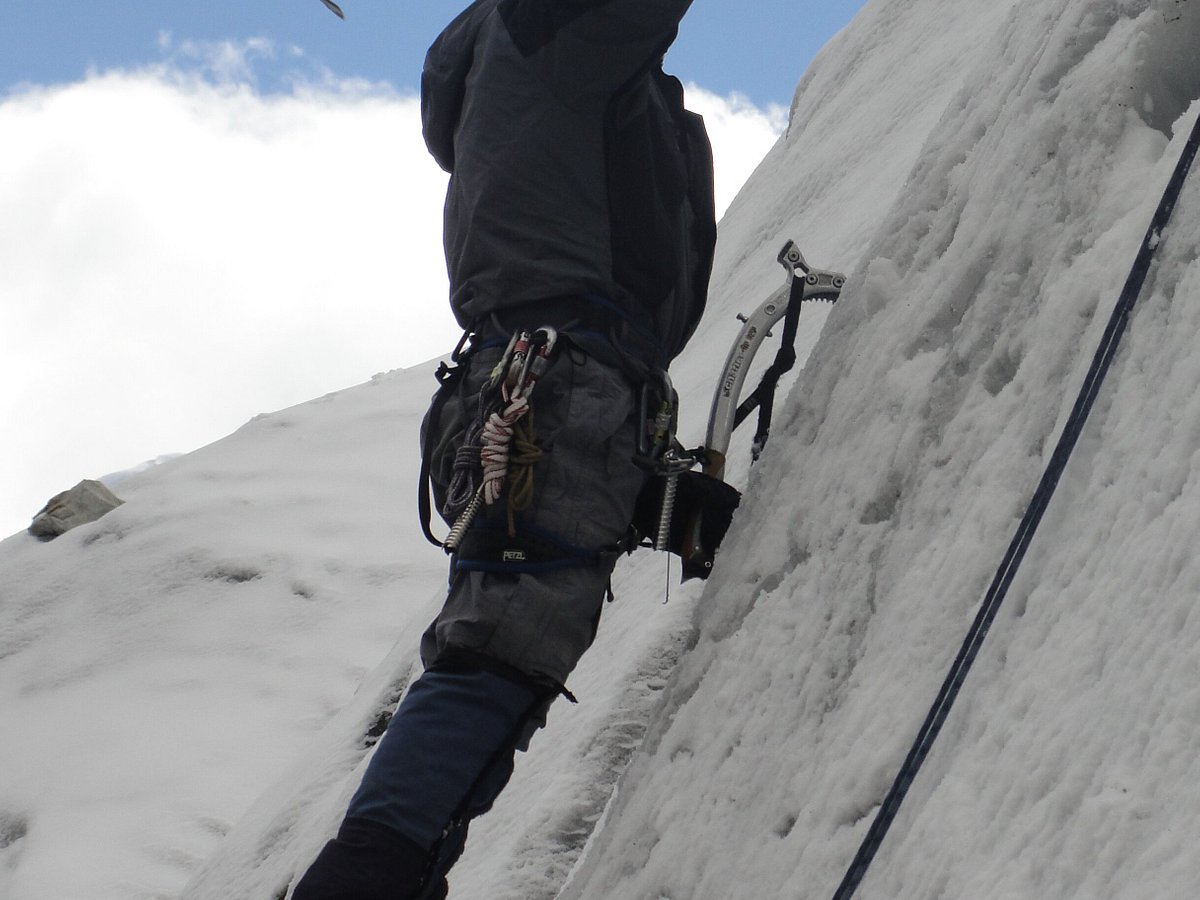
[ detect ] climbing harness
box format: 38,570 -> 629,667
830,109 -> 1200,900
418,322 -> 634,580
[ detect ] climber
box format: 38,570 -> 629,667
292,0 -> 715,897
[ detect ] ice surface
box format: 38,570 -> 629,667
562,1 -> 1200,898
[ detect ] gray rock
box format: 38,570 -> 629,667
29,479 -> 124,540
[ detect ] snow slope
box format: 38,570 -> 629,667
2,0 -> 1200,898
0,373 -> 446,898
0,360 -> 699,900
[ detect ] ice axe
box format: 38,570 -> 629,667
320,0 -> 345,19
678,241 -> 845,579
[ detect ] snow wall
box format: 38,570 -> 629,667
1,0 -> 1199,898
562,0 -> 1200,897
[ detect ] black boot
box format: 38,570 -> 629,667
292,817 -> 433,900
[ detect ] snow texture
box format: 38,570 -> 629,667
2,0 -> 1200,898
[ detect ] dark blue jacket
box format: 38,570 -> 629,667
422,0 -> 716,363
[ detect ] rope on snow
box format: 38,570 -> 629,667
830,107 -> 1200,900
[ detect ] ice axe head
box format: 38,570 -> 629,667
320,0 -> 345,18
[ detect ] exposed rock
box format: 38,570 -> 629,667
29,479 -> 124,540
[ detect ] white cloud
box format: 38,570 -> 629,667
158,34 -> 279,85
0,63 -> 783,538
0,70 -> 453,537
685,85 -> 788,216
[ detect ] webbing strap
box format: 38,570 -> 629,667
418,334 -> 473,549
452,522 -> 622,574
832,110 -> 1200,900
733,272 -> 805,457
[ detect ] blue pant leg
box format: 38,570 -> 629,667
291,817 -> 431,900
346,666 -> 539,850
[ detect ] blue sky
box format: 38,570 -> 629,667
2,0 -> 865,108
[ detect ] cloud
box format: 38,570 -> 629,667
170,35 -> 278,84
0,69 -> 452,536
684,85 -> 788,215
0,58 -> 782,537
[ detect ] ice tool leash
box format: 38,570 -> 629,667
829,109 -> 1200,900
705,241 -> 845,475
